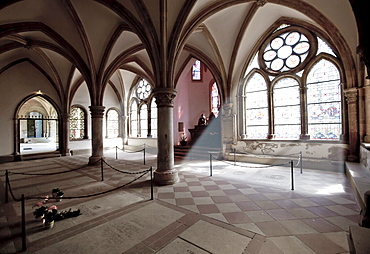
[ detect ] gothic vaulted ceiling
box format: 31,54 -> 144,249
0,0 -> 358,107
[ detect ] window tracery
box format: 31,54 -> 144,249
242,25 -> 342,140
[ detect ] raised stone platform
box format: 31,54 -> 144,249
345,161 -> 370,209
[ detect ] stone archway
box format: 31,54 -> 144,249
16,95 -> 59,155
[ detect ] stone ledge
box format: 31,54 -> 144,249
345,161 -> 370,209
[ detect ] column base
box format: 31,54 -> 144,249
88,156 -> 105,165
267,134 -> 276,139
364,135 -> 370,143
154,169 -> 180,185
300,134 -> 310,140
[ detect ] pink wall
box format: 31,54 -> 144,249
173,61 -> 214,144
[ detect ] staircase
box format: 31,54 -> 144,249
19,151 -> 61,161
174,145 -> 221,160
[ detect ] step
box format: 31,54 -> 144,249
174,145 -> 221,160
20,151 -> 61,161
348,225 -> 370,254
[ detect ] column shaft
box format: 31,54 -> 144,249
153,88 -> 179,185
363,86 -> 370,142
59,113 -> 70,156
89,106 -> 105,165
344,88 -> 359,161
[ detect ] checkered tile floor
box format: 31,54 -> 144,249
0,151 -> 360,253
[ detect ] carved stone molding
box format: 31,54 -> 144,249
153,88 -> 177,107
89,106 -> 105,118
344,88 -> 358,104
256,0 -> 268,7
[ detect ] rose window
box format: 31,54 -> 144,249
136,79 -> 152,100
260,29 -> 315,74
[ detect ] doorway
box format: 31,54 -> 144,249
17,96 -> 59,154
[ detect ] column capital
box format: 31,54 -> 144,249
153,88 -> 177,107
89,106 -> 105,118
343,88 -> 358,104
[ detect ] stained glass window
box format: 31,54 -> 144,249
151,99 -> 157,138
211,83 -> 220,117
245,73 -> 268,138
262,30 -> 311,73
140,104 -> 148,138
307,59 -> 341,140
70,107 -> 85,139
274,78 -> 301,139
192,60 -> 201,81
242,25 -> 342,141
130,101 -> 138,137
107,109 -> 119,138
129,78 -> 156,138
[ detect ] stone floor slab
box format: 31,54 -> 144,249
179,220 -> 251,254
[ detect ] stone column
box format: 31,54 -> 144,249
363,86 -> 370,142
267,91 -> 275,139
59,113 -> 70,156
221,103 -> 234,151
88,106 -> 105,165
121,115 -> 128,147
344,88 -> 359,161
153,88 -> 179,185
300,86 -> 310,140
13,118 -> 21,161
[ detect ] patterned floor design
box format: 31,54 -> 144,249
0,150 -> 360,253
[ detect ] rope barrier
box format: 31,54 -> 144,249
101,158 -> 150,175
5,156 -> 154,252
5,158 -> 153,203
8,164 -> 88,176
234,149 -> 301,157
211,153 -> 291,168
209,151 -> 301,191
26,170 -> 150,201
231,149 -> 303,170
123,148 -> 145,153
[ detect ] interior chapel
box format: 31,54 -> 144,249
0,0 -> 369,199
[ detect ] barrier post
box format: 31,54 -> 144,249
209,153 -> 213,176
291,160 -> 294,190
234,149 -> 236,166
5,170 -> 9,203
143,144 -> 146,165
300,151 -> 303,174
21,194 -> 27,251
100,158 -> 104,181
116,146 -> 118,160
150,167 -> 153,200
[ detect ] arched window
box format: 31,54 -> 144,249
211,82 -> 220,117
151,98 -> 157,138
128,78 -> 156,138
107,109 -> 119,138
70,106 -> 87,140
140,104 -> 148,137
245,72 -> 268,138
130,101 -> 138,137
192,60 -> 202,81
273,78 -> 301,139
307,59 -> 341,139
241,25 -> 342,140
